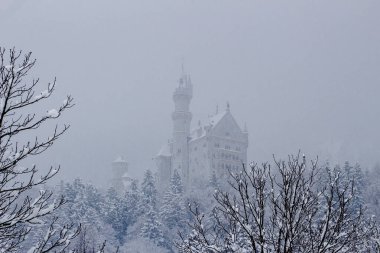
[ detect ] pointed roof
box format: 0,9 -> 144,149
207,102 -> 233,129
208,110 -> 228,128
189,111 -> 228,142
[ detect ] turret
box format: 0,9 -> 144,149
111,156 -> 129,192
171,71 -> 192,186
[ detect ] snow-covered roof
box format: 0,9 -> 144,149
189,111 -> 229,141
113,156 -> 128,163
189,127 -> 206,141
208,111 -> 228,128
156,142 -> 172,157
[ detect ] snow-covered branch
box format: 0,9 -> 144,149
0,47 -> 74,252
178,153 -> 377,253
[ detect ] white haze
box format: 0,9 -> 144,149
1,0 -> 379,186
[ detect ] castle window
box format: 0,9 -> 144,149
194,146 -> 197,151
203,143 -> 206,148
177,148 -> 181,153
225,145 -> 230,150
225,132 -> 230,136
214,143 -> 220,148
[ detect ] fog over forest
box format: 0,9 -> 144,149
1,0 -> 379,186
2,1 -> 380,252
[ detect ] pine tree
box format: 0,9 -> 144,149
59,178 -> 86,225
103,187 -> 129,243
139,169 -> 166,247
69,181 -> 111,248
161,170 -> 186,229
55,179 -> 119,251
140,206 -> 165,247
125,179 -> 141,225
170,169 -> 184,194
140,169 -> 158,211
352,163 -> 366,212
365,164 -> 380,220
84,183 -> 103,211
64,178 -> 85,204
342,161 -> 365,213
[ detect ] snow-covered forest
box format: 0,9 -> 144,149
1,1 -> 380,252
1,48 -> 380,252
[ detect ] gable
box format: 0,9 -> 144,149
210,112 -> 245,141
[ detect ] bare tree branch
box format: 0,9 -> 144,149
0,47 -> 77,252
178,154 -> 377,253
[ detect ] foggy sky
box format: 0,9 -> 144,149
1,0 -> 379,186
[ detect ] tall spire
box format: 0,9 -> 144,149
178,59 -> 192,89
172,64 -> 192,188
181,57 -> 185,76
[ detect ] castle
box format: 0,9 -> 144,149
154,71 -> 249,190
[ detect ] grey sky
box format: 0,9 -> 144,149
1,0 -> 379,186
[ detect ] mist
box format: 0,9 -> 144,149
1,0 -> 379,187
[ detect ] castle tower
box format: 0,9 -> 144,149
111,156 -> 129,192
171,71 -> 192,186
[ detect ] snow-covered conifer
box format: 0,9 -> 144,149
140,206 -> 165,247
140,169 -> 158,211
125,179 -> 141,226
161,170 -> 186,229
170,169 -> 184,194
